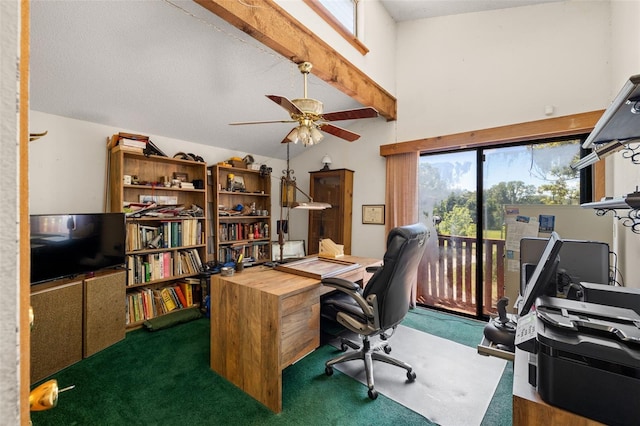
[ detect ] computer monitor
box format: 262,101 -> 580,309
519,238 -> 610,295
518,231 -> 564,317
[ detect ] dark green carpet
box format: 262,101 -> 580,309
30,308 -> 512,425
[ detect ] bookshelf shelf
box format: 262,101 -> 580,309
209,164 -> 272,266
108,136 -> 208,328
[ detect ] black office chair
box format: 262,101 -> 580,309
321,223 -> 429,400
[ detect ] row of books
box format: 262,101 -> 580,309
125,281 -> 200,324
126,219 -> 202,251
126,248 -> 203,285
218,221 -> 269,242
216,241 -> 270,264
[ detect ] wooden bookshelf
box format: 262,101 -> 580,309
108,141 -> 207,328
209,164 -> 272,266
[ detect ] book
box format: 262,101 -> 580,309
118,132 -> 149,142
174,285 -> 188,307
160,287 -> 177,312
120,138 -> 147,149
117,145 -> 144,154
178,282 -> 193,306
168,287 -> 183,309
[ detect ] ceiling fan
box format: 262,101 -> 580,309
230,62 -> 379,146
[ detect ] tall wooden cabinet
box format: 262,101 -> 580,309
108,143 -> 208,328
209,164 -> 272,265
307,169 -> 353,255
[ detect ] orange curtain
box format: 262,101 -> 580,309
385,152 -> 420,305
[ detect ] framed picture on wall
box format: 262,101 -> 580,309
362,204 -> 385,225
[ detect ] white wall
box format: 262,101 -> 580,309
29,111 -> 287,225
395,1 -> 612,141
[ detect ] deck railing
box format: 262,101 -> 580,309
416,234 -> 505,316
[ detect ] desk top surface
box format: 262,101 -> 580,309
212,255 -> 380,297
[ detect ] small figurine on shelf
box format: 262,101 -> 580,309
226,173 -> 234,192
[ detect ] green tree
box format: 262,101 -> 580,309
439,205 -> 477,237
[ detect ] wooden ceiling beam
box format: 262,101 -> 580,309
194,0 -> 397,121
379,110 -> 605,156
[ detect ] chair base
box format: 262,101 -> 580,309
325,335 -> 416,400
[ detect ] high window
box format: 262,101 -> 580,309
318,0 -> 356,34
303,0 -> 368,54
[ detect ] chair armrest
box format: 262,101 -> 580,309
366,265 -> 381,273
322,277 -> 361,292
322,277 -> 374,319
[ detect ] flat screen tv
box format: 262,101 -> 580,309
518,231 -> 564,317
30,213 -> 126,284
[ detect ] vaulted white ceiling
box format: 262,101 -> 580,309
30,0 -> 562,160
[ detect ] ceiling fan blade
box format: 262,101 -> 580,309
320,123 -> 361,142
322,107 -> 378,122
230,119 -> 296,125
266,95 -> 303,116
281,128 -> 297,144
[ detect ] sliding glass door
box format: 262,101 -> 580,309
417,150 -> 478,315
418,139 -> 581,318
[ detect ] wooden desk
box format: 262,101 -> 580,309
209,256 -> 380,413
513,349 -> 603,425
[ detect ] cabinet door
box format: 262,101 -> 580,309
308,169 -> 353,255
84,271 -> 126,357
31,281 -> 83,383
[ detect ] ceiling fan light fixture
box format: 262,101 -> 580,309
292,98 -> 323,115
310,126 -> 324,144
298,125 -> 311,145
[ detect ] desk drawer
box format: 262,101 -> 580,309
281,289 -> 320,368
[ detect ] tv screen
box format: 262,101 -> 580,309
30,213 -> 126,284
518,231 -> 564,317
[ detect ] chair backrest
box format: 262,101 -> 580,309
363,223 -> 429,329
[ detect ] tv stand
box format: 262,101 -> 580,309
30,269 -> 125,382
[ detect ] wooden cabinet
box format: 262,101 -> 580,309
108,143 -> 208,328
31,279 -> 83,383
30,270 -> 125,382
209,165 -> 272,266
308,169 -> 353,255
83,270 -> 126,357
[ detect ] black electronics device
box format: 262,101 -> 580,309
30,213 -> 126,284
484,232 -> 563,352
519,237 -> 610,295
529,296 -> 640,425
518,231 -> 563,317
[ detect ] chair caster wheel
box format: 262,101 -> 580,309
325,366 -> 334,376
368,388 -> 378,400
407,370 -> 416,382
383,345 -> 392,354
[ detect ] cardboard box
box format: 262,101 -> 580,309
230,160 -> 246,169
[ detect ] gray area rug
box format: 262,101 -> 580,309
330,325 -> 507,426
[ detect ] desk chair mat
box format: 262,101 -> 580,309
323,324 -> 507,426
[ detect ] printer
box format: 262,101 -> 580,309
516,295 -> 640,425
